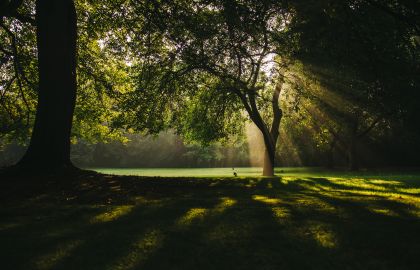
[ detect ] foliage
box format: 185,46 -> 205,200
0,0 -> 131,144
0,1 -> 37,141
110,0 -> 289,146
272,0 -> 420,167
1,0 -> 420,168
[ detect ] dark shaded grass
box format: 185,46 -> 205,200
1,173 -> 420,270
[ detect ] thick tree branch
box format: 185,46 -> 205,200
357,115 -> 383,138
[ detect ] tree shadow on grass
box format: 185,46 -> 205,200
1,174 -> 420,269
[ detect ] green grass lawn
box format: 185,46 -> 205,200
90,166 -> 420,179
91,166 -> 365,177
1,168 -> 420,269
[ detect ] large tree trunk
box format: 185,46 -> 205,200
17,0 -> 77,171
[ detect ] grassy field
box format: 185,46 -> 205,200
1,168 -> 420,269
90,166 -> 420,179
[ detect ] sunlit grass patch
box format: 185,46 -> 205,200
244,179 -> 258,188
336,189 -> 420,203
34,240 -> 82,270
308,223 -> 337,248
301,178 -> 420,204
91,205 -> 134,223
293,221 -> 338,249
214,197 -> 237,213
177,198 -> 237,227
294,197 -> 336,213
252,195 -> 282,205
297,182 -> 323,192
327,177 -> 390,191
367,206 -> 399,217
271,206 -> 291,221
368,179 -> 403,186
177,208 -> 209,226
279,176 -> 296,184
108,229 -> 164,270
397,187 -> 420,194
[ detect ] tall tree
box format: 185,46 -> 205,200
17,0 -> 77,171
115,0 -> 289,176
1,0 -> 139,173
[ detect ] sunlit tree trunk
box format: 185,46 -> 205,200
262,140 -> 276,176
244,104 -> 276,177
18,0 -> 77,171
262,79 -> 283,177
262,138 -> 275,176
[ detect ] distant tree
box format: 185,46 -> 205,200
114,0 -> 291,176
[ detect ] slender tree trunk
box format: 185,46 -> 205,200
17,0 -> 77,171
348,139 -> 359,171
327,136 -> 337,168
347,121 -> 359,171
348,115 -> 381,171
262,144 -> 275,176
245,106 -> 276,177
262,78 -> 283,177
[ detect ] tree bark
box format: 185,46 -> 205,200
262,146 -> 275,176
347,139 -> 358,171
262,134 -> 276,176
347,122 -> 359,171
262,78 -> 283,177
327,135 -> 337,168
17,0 -> 77,171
